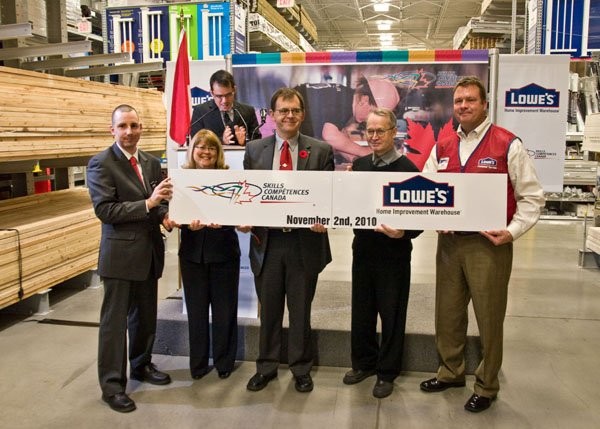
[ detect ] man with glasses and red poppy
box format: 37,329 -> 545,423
190,69 -> 261,146
243,88 -> 334,394
342,107 -> 422,399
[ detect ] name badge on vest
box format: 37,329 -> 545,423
438,157 -> 449,170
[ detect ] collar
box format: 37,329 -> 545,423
116,143 -> 139,161
457,116 -> 491,139
372,148 -> 401,166
275,133 -> 299,151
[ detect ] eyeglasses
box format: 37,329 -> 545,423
275,108 -> 303,116
195,145 -> 217,152
365,127 -> 395,138
212,92 -> 234,100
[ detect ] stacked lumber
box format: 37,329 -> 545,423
256,0 -> 301,46
0,188 -> 100,309
0,66 -> 166,163
586,227 -> 600,254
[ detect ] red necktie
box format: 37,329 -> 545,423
279,140 -> 292,170
129,156 -> 144,186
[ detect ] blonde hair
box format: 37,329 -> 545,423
182,129 -> 229,170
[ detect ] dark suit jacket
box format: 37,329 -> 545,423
190,99 -> 261,144
87,143 -> 167,281
243,134 -> 334,277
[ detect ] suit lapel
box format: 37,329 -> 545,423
137,151 -> 152,194
112,143 -> 148,195
261,136 -> 276,169
297,135 -> 311,171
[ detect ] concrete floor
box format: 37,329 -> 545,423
1,220 -> 599,428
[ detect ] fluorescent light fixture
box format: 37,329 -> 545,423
380,40 -> 393,46
373,3 -> 390,12
377,22 -> 391,31
379,33 -> 393,41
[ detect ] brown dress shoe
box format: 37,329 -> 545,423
343,369 -> 376,385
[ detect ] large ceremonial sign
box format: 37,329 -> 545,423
169,169 -> 507,231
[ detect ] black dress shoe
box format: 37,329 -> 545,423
131,363 -> 171,385
102,392 -> 136,413
372,379 -> 393,399
420,377 -> 466,392
464,393 -> 494,412
218,370 -> 231,379
294,374 -> 313,393
343,369 -> 376,385
246,372 -> 277,391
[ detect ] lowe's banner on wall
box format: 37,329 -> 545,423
496,54 -> 569,192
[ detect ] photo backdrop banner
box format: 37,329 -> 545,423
231,50 -> 489,170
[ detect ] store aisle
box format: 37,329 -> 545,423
0,220 -> 599,428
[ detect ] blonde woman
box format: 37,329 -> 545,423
178,129 -> 240,379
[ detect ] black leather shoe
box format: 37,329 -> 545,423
246,372 -> 277,391
294,374 -> 313,393
372,379 -> 393,399
131,363 -> 171,385
343,369 -> 376,385
218,370 -> 231,379
464,393 -> 494,412
420,377 -> 466,392
102,392 -> 136,413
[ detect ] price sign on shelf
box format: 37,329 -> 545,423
276,0 -> 295,7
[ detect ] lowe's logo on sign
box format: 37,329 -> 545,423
383,175 -> 454,207
505,83 -> 560,108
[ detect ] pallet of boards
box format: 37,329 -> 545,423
0,188 -> 100,310
0,66 -> 166,163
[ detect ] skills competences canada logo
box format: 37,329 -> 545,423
188,181 -> 312,204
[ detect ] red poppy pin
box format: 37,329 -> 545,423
299,150 -> 309,159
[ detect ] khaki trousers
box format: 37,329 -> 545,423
435,233 -> 513,398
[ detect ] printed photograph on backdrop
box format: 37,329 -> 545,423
233,62 -> 488,170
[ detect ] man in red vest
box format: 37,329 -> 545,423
420,76 -> 545,412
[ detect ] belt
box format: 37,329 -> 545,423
269,227 -> 296,233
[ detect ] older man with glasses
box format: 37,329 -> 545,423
342,107 -> 422,399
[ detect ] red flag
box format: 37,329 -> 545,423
169,29 -> 191,146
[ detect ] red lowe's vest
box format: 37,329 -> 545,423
436,124 -> 517,225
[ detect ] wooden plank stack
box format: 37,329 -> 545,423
0,188 -> 100,309
0,66 -> 166,163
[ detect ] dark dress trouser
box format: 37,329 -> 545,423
254,230 -> 318,377
98,275 -> 158,396
351,254 -> 411,381
180,257 -> 240,375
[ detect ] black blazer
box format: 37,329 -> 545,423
190,99 -> 261,144
243,134 -> 334,277
179,226 -> 240,264
87,143 -> 167,281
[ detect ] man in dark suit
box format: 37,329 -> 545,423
243,88 -> 334,393
87,104 -> 174,413
190,69 -> 262,146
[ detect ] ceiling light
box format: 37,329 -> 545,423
379,33 -> 393,41
373,2 -> 390,13
377,22 -> 391,31
380,40 -> 393,46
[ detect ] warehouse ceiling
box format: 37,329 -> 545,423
297,0 -> 524,51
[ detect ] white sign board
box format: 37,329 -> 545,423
169,169 -> 507,231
